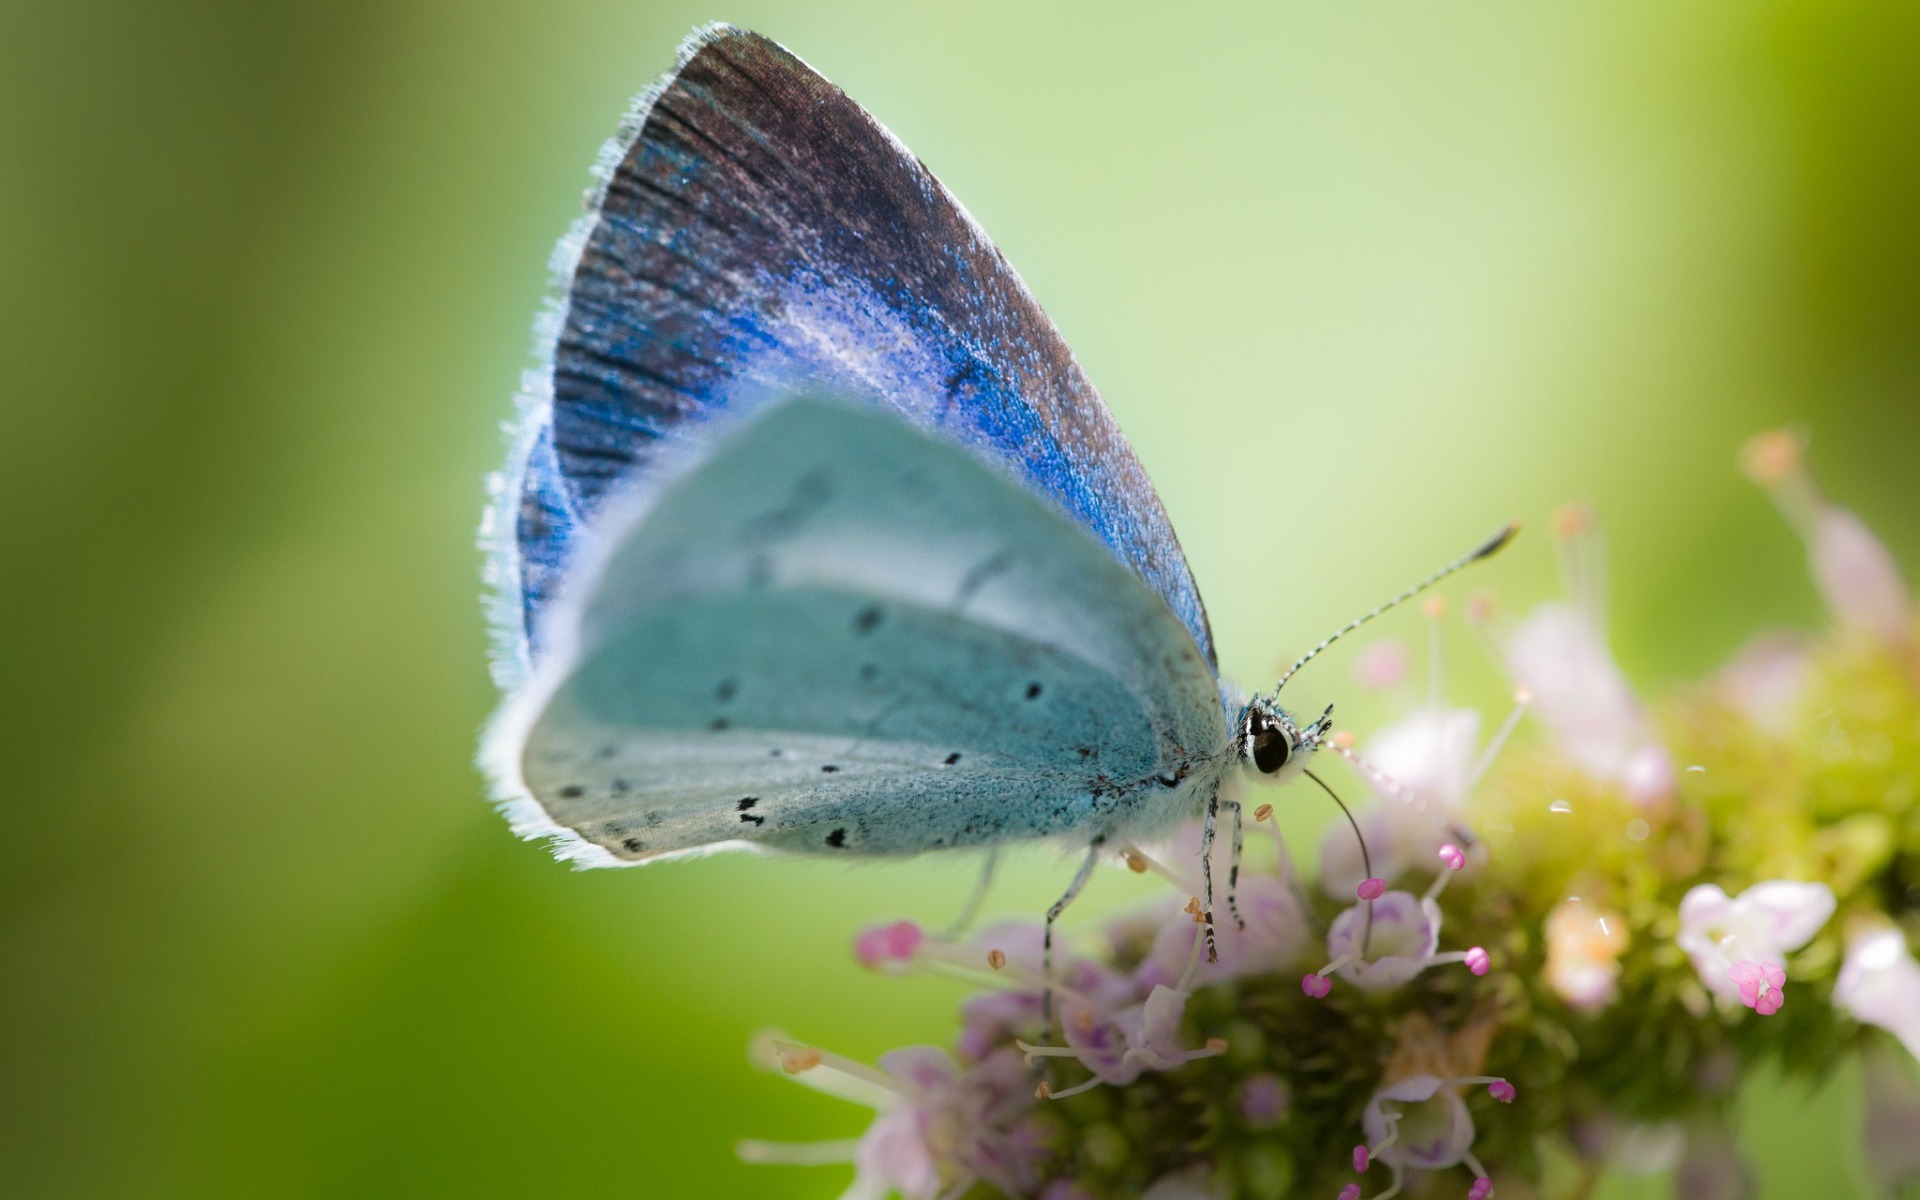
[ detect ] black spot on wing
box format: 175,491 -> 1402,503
1024,682 -> 1043,700
559,785 -> 583,798
826,828 -> 846,848
853,604 -> 883,633
943,752 -> 961,765
715,679 -> 737,702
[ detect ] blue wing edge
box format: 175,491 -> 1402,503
478,23 -> 756,870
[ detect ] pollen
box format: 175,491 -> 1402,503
986,948 -> 1007,971
1253,803 -> 1274,822
778,1047 -> 823,1075
1125,851 -> 1149,874
1740,428 -> 1803,485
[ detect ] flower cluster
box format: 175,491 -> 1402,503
744,430 -> 1920,1198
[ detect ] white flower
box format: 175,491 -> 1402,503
1497,507 -> 1676,803
1835,927 -> 1920,1061
1504,601 -> 1672,800
1675,881 -> 1835,1002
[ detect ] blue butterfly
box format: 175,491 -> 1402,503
481,24 -> 1510,964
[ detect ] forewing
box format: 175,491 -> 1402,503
485,400 -> 1226,866
492,23 -> 1213,681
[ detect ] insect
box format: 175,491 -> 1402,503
480,23 -> 1512,977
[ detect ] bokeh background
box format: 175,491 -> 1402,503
5,2 -> 1918,1196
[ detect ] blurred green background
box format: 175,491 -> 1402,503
4,1 -> 1917,1196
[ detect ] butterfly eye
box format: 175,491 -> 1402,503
1251,724 -> 1292,774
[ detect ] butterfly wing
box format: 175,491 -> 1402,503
488,23 -> 1214,686
484,399 -> 1226,867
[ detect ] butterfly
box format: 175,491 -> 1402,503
480,23 -> 1511,966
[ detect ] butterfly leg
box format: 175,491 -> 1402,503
1200,793 -> 1220,963
1224,796 -> 1245,932
1042,836 -> 1106,1036
940,847 -> 1000,939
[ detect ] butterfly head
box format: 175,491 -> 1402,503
1236,697 -> 1333,785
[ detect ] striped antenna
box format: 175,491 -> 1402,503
1271,520 -> 1519,695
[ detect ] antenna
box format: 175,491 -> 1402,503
1271,520 -> 1519,695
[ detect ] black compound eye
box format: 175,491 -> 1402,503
1252,725 -> 1292,774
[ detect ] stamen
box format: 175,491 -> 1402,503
736,1138 -> 862,1166
1253,802 -> 1295,885
1013,1041 -> 1083,1064
778,1046 -> 823,1074
1307,769 -> 1376,954
1463,1148 -> 1494,1198
1176,915 -> 1207,992
1120,843 -> 1188,890
1438,843 -> 1467,871
753,1033 -> 897,1108
1043,1076 -> 1105,1100
1462,688 -> 1531,795
1305,953 -> 1356,997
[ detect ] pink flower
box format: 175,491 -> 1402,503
1135,876 -> 1308,990
1361,1075 -> 1475,1170
855,920 -> 925,969
1503,603 -> 1671,801
1728,960 -> 1786,1015
1676,881 -> 1833,1003
746,1039 -> 1044,1200
1326,890 -> 1442,990
1315,875 -> 1491,992
1743,428 -> 1912,646
1495,506 -> 1675,803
